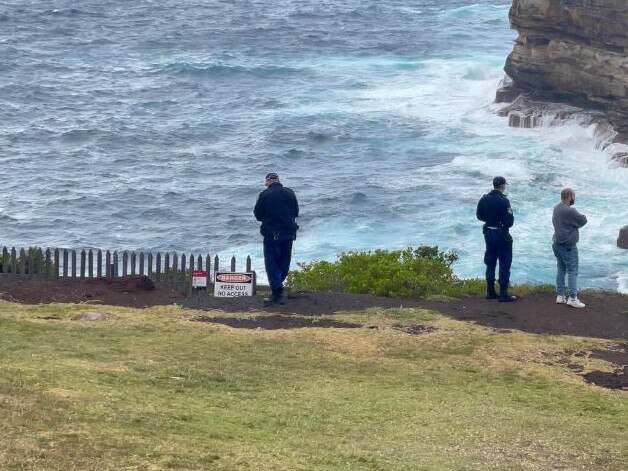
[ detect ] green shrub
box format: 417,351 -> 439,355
287,247 -> 580,299
455,277 -> 487,297
288,246 -> 469,298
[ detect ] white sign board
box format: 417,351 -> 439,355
192,270 -> 207,289
214,272 -> 254,297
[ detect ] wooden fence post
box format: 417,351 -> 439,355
205,254 -> 211,288
71,250 -> 77,278
27,249 -> 34,275
139,253 -> 145,276
1,247 -> 7,274
80,250 -> 86,278
54,249 -> 60,277
36,248 -> 43,276
113,251 -> 119,279
106,250 -> 111,279
246,255 -> 256,294
45,248 -> 52,277
164,253 -> 170,283
180,253 -> 187,293
19,248 -> 26,275
11,248 -> 17,275
131,252 -> 136,276
122,252 -> 128,277
172,253 -> 178,285
231,255 -> 236,272
88,250 -> 94,278
97,250 -> 102,278
214,255 -> 219,279
148,253 -> 153,277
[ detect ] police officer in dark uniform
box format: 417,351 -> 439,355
254,172 -> 299,306
476,176 -> 516,302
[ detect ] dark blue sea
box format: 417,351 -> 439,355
1,0 -> 626,290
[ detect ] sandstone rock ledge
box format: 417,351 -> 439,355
499,0 -> 628,140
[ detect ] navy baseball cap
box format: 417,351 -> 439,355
265,172 -> 279,180
493,176 -> 507,187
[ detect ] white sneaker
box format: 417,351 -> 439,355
566,297 -> 585,308
556,295 -> 566,304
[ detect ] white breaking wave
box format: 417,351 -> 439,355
288,54 -> 627,291
616,272 -> 628,294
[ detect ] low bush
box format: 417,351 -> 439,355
287,247 -> 557,299
288,246 -> 478,298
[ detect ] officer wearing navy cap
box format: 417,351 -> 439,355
476,176 -> 516,302
254,173 -> 299,306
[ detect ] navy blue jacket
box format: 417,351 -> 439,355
254,183 -> 299,239
476,190 -> 514,231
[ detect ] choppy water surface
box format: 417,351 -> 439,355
1,0 -> 626,290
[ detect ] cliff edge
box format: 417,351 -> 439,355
501,0 -> 628,137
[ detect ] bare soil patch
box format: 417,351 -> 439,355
583,368 -> 628,390
544,344 -> 628,390
428,292 -> 628,341
590,343 -> 628,366
0,275 -> 184,308
586,343 -> 628,390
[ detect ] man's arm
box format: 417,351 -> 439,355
569,208 -> 587,228
292,192 -> 299,218
502,200 -> 514,229
254,194 -> 264,221
476,197 -> 485,222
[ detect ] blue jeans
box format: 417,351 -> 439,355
263,237 -> 293,296
552,244 -> 578,298
484,229 -> 512,293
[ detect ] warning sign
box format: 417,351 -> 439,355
214,272 -> 254,297
192,270 -> 207,289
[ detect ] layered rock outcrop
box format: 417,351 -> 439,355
501,0 -> 628,136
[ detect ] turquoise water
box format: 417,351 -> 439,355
0,1 -> 626,291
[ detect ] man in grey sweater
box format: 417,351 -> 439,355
552,188 -> 588,308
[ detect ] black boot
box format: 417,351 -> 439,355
496,281 -> 517,302
498,289 -> 517,302
263,289 -> 285,307
486,282 -> 498,300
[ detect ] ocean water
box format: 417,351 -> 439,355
1,0 -> 626,291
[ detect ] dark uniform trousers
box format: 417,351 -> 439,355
263,235 -> 293,297
477,187 -> 514,296
483,228 -> 512,292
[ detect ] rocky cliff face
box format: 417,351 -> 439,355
501,0 -> 628,136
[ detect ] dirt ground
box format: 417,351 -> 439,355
1,275 -> 626,389
0,275 -> 626,339
0,275 -> 185,308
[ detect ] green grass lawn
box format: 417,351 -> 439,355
0,301 -> 626,470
